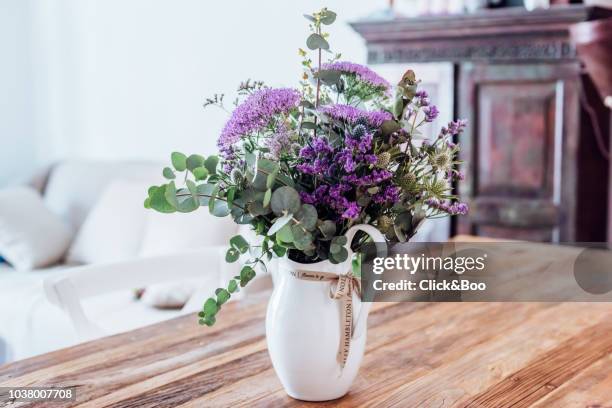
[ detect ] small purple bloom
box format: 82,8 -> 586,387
217,88 -> 300,158
341,202 -> 361,220
320,104 -> 392,128
424,105 -> 439,122
321,61 -> 391,94
415,90 -> 430,106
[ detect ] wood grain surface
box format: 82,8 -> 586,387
1,246 -> 611,407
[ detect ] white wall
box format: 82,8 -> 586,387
0,0 -> 37,186
0,0 -> 388,186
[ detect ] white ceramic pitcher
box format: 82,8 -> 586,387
265,224 -> 386,401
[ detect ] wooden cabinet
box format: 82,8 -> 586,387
351,5 -> 611,242
457,63 -> 581,241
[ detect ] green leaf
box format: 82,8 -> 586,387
186,154 -> 205,171
306,33 -> 329,50
320,9 -> 337,25
266,167 -> 279,189
303,13 -> 316,22
316,69 -> 342,85
216,289 -> 230,305
240,266 -> 256,287
291,225 -> 313,250
270,186 -> 301,216
272,244 -> 287,257
171,152 -> 187,171
277,224 -> 294,243
295,204 -> 317,231
227,186 -> 236,208
196,183 -> 215,206
193,167 -> 209,181
149,185 -> 176,213
164,181 -> 178,208
228,280 -> 238,293
200,315 -> 216,326
330,247 -> 348,264
319,220 -> 336,238
268,213 -> 293,236
143,197 -> 151,209
211,200 -> 231,217
263,188 -> 272,208
248,201 -> 271,216
186,179 -> 198,197
230,235 -> 249,254
253,158 -> 280,191
204,155 -> 219,175
162,167 -> 175,180
203,298 -> 219,316
332,236 -> 348,246
330,243 -> 342,254
208,184 -> 220,212
225,247 -> 240,263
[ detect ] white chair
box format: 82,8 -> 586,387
43,247 -> 237,340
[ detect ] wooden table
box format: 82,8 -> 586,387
1,298 -> 611,407
1,241 -> 612,407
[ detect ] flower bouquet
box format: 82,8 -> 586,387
146,7 -> 466,400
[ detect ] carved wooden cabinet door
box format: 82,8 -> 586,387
456,63 -> 581,242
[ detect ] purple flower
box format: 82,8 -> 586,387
426,198 -> 469,215
321,61 -> 391,93
320,104 -> 392,128
217,88 -> 300,158
341,202 -> 361,220
415,90 -> 430,106
373,185 -> 401,204
441,119 -> 468,137
423,105 -> 439,122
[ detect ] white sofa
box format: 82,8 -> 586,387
0,160 -> 241,363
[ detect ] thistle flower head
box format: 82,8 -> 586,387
376,152 -> 391,168
430,150 -> 453,171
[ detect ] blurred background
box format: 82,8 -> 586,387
1,0 -> 611,364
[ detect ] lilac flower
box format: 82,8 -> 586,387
321,61 -> 391,93
217,88 -> 300,158
423,105 -> 439,122
320,104 -> 392,128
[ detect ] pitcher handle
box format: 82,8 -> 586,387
343,224 -> 387,339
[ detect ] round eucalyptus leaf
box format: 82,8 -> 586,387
186,154 -> 205,171
171,152 -> 187,171
277,224 -> 294,243
330,247 -> 348,264
318,220 -> 336,238
295,204 -> 317,231
203,298 -> 218,316
320,10 -> 337,25
149,185 -> 176,213
248,201 -> 271,216
270,186 -> 301,216
162,167 -> 175,180
306,33 -> 329,50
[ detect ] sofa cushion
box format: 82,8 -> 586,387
44,160 -> 161,231
67,180 -> 151,264
0,187 -> 72,270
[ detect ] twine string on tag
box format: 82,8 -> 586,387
290,270 -> 361,369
